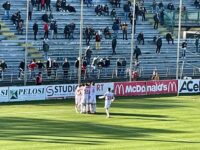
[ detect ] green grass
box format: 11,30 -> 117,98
0,95 -> 200,150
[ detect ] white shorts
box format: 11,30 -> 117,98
104,100 -> 112,109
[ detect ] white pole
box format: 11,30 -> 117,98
24,0 -> 29,86
78,0 -> 84,85
176,0 -> 182,80
129,0 -> 136,81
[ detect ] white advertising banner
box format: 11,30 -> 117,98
0,87 -> 9,102
9,86 -> 46,101
178,79 -> 200,94
45,83 -> 114,99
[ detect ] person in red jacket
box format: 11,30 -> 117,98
43,22 -> 49,40
95,32 -> 101,50
28,60 -> 37,80
41,0 -> 45,11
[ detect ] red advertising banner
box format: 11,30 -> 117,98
146,80 -> 178,95
114,81 -> 146,96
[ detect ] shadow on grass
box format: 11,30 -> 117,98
0,117 -> 186,145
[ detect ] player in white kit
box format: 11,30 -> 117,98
89,82 -> 96,114
99,88 -> 115,118
75,85 -> 82,113
85,83 -> 91,113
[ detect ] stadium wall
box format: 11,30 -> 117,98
0,79 -> 199,103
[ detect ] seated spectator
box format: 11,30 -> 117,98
42,12 -> 49,23
137,32 -> 144,45
110,9 -> 116,19
151,69 -> 160,80
56,0 -> 62,11
95,5 -> 103,16
103,4 -> 109,16
64,4 -> 76,12
103,26 -> 111,39
166,32 -> 174,44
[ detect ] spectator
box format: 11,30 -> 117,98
166,32 -> 174,44
121,58 -> 126,76
0,60 -> 7,80
159,8 -> 165,25
33,21 -> 38,40
48,11 -> 54,22
152,0 -> 159,13
28,1 -> 33,20
103,4 -> 109,16
2,1 -> 11,19
37,60 -> 45,72
110,9 -> 116,20
45,0 -> 51,11
56,0 -> 62,11
43,40 -> 49,59
36,0 -> 41,11
195,37 -> 199,53
137,32 -> 144,45
43,22 -> 49,40
17,19 -> 23,35
95,32 -> 101,50
53,21 -> 58,39
36,72 -> 43,85
50,21 -> 55,39
121,22 -> 128,40
167,1 -> 175,11
42,12 -> 49,23
18,60 -> 25,80
151,69 -> 160,80
46,57 -> 52,79
85,46 -> 92,65
28,59 -> 37,80
112,21 -> 119,38
156,36 -> 162,54
41,0 -> 45,11
85,26 -> 91,45
134,46 -> 141,61
194,0 -> 200,8
112,37 -> 117,55
182,40 -> 187,58
52,59 -> 59,79
153,13 -> 159,29
62,58 -> 70,79
116,58 -> 122,77
123,1 -> 130,20
158,0 -> 164,9
103,26 -> 111,39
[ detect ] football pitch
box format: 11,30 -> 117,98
0,95 -> 200,150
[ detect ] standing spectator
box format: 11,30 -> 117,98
62,58 -> 70,79
43,22 -> 49,40
46,57 -> 52,79
36,72 -> 43,85
75,57 -> 79,76
182,40 -> 187,58
41,0 -> 45,11
52,59 -> 59,79
158,0 -> 164,9
85,26 -> 91,45
110,9 -> 116,20
116,58 -> 122,77
45,0 -> 51,11
166,32 -> 174,44
121,22 -> 128,40
153,13 -> 159,29
0,60 -> 7,80
151,69 -> 160,80
50,21 -> 55,39
33,21 -> 38,40
112,37 -> 117,55
121,58 -> 127,76
28,1 -> 33,20
37,60 -> 45,73
53,21 -> 58,39
159,9 -> 165,25
2,1 -> 11,19
31,0 -> 35,6
36,0 -> 41,11
43,40 -> 49,60
104,57 -> 110,75
123,1 -> 130,21
85,46 -> 92,65
28,60 -> 37,80
156,36 -> 162,54
137,32 -> 144,45
18,60 -> 25,80
134,46 -> 141,61
95,32 -> 101,50
195,37 -> 199,53
112,21 -> 119,38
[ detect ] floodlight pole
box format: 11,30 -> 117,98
78,0 -> 84,85
176,0 -> 182,80
24,0 -> 29,86
129,0 -> 136,82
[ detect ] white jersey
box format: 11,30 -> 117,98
104,91 -> 114,109
82,86 -> 90,103
75,86 -> 82,105
89,85 -> 96,103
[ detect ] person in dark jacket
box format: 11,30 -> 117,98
166,32 -> 174,44
18,60 -> 25,80
153,13 -> 159,29
33,21 -> 38,40
137,32 -> 144,45
62,58 -> 70,79
85,46 -> 92,65
112,37 -> 117,55
43,41 -> 49,60
112,21 -> 119,38
116,58 -> 122,77
0,60 -> 7,80
134,46 -> 141,61
42,12 -> 49,23
2,1 -> 11,19
46,57 -> 52,79
45,0 -> 51,11
52,59 -> 59,79
156,36 -> 162,54
123,1 -> 130,20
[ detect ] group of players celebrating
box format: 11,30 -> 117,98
75,82 -> 115,118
